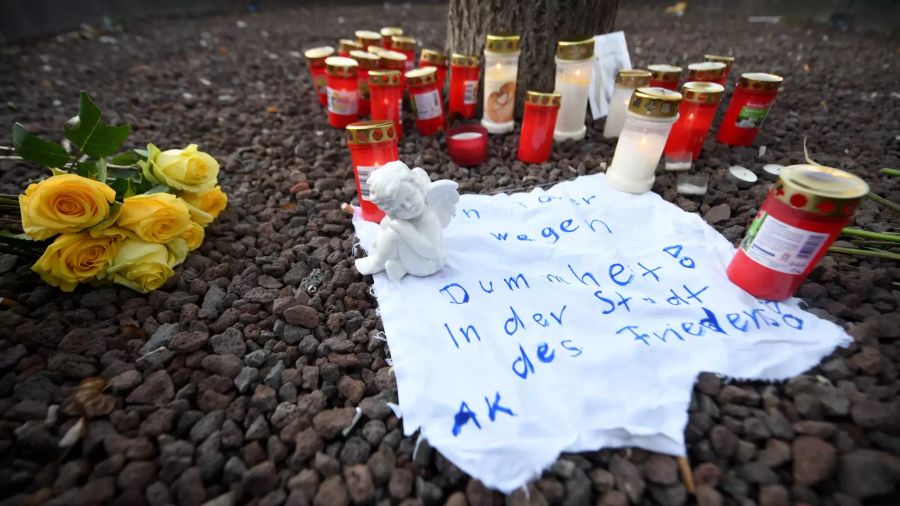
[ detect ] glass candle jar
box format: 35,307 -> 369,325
355,30 -> 382,50
390,36 -> 417,70
448,53 -> 480,120
380,27 -> 403,49
553,37 -> 594,142
606,87 -> 683,193
482,33 -> 521,134
648,64 -> 682,90
406,67 -> 444,136
368,70 -> 404,138
378,50 -> 408,91
303,46 -> 334,106
346,120 -> 400,223
447,124 -> 488,166
338,39 -> 363,58
325,56 -> 359,128
664,82 -> 724,161
349,50 -> 380,118
727,164 -> 868,300
717,72 -> 783,146
704,54 -> 735,81
419,49 -> 448,93
603,69 -> 652,138
518,91 -> 561,164
685,62 -> 726,85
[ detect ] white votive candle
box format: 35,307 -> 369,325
553,37 -> 595,142
481,34 -> 521,134
727,165 -> 758,188
603,69 -> 652,138
451,132 -> 483,140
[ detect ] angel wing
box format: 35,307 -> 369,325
426,179 -> 460,228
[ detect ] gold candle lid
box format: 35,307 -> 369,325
774,164 -> 868,217
380,27 -> 403,38
349,50 -> 380,70
451,53 -> 479,67
346,120 -> 397,145
420,48 -> 448,66
338,39 -> 363,54
627,87 -> 682,118
378,50 -> 407,70
368,70 -> 402,86
405,67 -> 437,87
556,37 -> 595,60
525,91 -> 561,108
738,72 -> 784,91
367,45 -> 388,56
304,46 -> 335,67
390,36 -> 417,51
648,64 -> 682,82
686,62 -> 726,81
325,56 -> 358,78
615,69 -> 652,87
704,54 -> 735,68
680,81 -> 724,105
355,30 -> 382,45
485,34 -> 521,53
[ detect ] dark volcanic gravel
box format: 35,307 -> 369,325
1,3 -> 899,505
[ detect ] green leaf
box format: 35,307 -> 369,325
87,202 -> 122,231
95,158 -> 107,183
76,160 -> 98,179
49,167 -> 68,176
64,92 -> 131,158
133,148 -> 149,158
12,123 -> 72,168
110,151 -> 141,166
110,178 -> 135,201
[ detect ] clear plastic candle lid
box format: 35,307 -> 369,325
485,34 -> 521,53
627,87 -> 682,118
556,37 -> 595,60
738,72 -> 784,91
615,69 -> 652,88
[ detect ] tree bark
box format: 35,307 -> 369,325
446,0 -> 618,118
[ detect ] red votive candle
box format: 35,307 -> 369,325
380,27 -> 403,49
717,72 -> 783,146
304,46 -> 334,106
518,91 -> 561,164
685,62 -> 727,85
406,67 -> 444,136
390,36 -> 417,70
726,164 -> 867,300
355,30 -> 381,51
448,53 -> 480,119
648,64 -> 682,91
705,54 -> 735,81
419,49 -> 448,94
325,56 -> 359,128
368,70 -> 404,138
338,39 -> 363,58
347,120 -> 399,223
447,124 -> 488,166
664,82 -> 724,161
349,50 -> 380,118
378,50 -> 408,91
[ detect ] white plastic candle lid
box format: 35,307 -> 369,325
762,163 -> 784,180
727,165 -> 758,187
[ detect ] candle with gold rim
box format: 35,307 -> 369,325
663,81 -> 724,161
349,50 -> 380,117
553,37 -> 594,142
647,64 -> 682,91
377,50 -> 408,90
368,70 -> 404,138
519,91 -> 562,164
390,36 -> 417,70
380,27 -> 403,48
338,39 -> 363,57
717,72 -> 783,146
448,53 -> 480,120
303,46 -> 334,106
704,54 -> 735,80
603,69 -> 651,138
355,30 -> 381,49
685,61 -> 727,85
406,67 -> 444,136
324,56 -> 359,128
419,49 -> 449,93
345,120 -> 399,223
481,34 -> 521,134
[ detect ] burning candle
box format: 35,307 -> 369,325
663,81 -> 724,161
368,70 -> 404,138
349,50 -> 381,118
727,164 -> 868,300
685,62 -> 727,85
717,72 -> 783,146
518,91 -> 561,164
390,36 -> 417,70
380,27 -> 403,48
355,30 -> 382,49
338,39 -> 363,57
406,67 -> 444,136
447,124 -> 488,166
346,120 -> 400,223
303,46 -> 335,106
704,54 -> 735,80
603,69 -> 651,138
377,50 -> 408,91
482,33 -> 521,134
324,56 -> 359,128
553,37 -> 594,142
648,64 -> 682,90
606,87 -> 683,194
448,53 -> 480,120
419,49 -> 449,93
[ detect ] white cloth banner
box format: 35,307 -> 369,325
353,173 -> 850,493
589,31 -> 631,120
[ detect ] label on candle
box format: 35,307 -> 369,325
735,102 -> 771,129
327,87 -> 358,115
413,90 -> 442,120
356,165 -> 378,200
314,76 -> 327,93
485,79 -> 516,123
464,80 -> 478,105
740,212 -> 829,274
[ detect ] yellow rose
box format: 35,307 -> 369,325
179,222 -> 205,251
104,239 -> 177,293
147,143 -> 219,192
19,174 -> 116,240
118,193 -> 191,243
181,186 -> 228,223
32,232 -> 122,292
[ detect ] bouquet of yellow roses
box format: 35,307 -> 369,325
0,92 -> 227,293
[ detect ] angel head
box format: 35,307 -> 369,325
369,161 -> 431,220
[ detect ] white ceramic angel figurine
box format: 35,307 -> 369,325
355,161 -> 459,282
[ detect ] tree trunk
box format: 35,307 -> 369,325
445,0 -> 618,118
